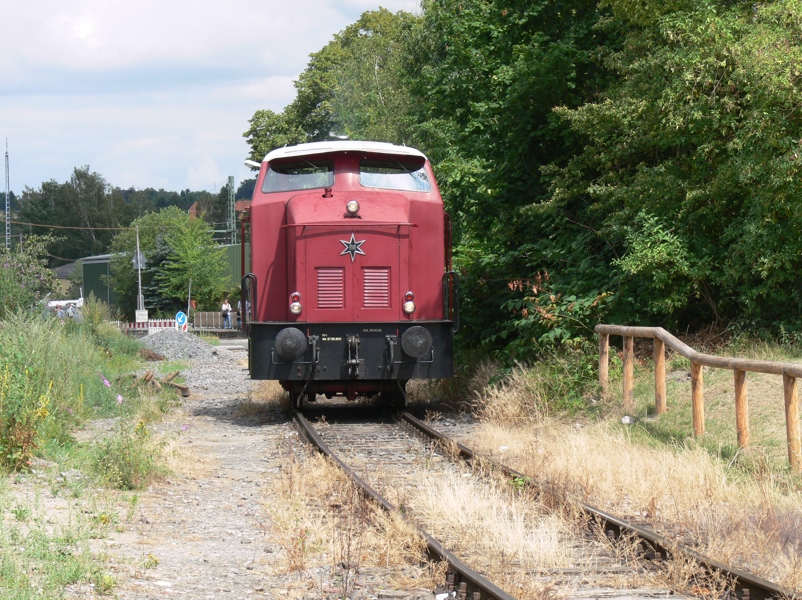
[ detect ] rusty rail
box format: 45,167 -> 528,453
402,411 -> 799,600
595,324 -> 802,472
291,408 -> 515,600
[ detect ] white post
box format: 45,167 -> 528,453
135,225 -> 144,311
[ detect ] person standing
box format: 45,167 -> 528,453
221,296 -> 232,329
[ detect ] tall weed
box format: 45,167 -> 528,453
88,420 -> 167,490
0,311 -> 140,469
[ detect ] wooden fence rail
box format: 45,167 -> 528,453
595,324 -> 802,472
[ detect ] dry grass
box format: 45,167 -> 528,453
160,424 -> 214,480
236,380 -> 290,416
264,451 -> 438,596
410,470 -> 576,569
466,420 -> 802,589
474,364 -> 549,426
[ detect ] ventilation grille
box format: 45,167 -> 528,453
363,267 -> 390,308
317,268 -> 344,309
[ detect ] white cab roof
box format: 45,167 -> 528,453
264,140 -> 427,163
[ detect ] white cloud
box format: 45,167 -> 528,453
0,0 -> 420,193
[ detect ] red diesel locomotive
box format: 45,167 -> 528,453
241,140 -> 457,407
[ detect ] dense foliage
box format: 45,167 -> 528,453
245,0 -> 802,357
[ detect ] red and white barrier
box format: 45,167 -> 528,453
115,319 -> 177,333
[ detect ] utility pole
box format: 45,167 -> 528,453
135,225 -> 144,311
5,139 -> 10,250
187,278 -> 192,322
227,175 -> 236,245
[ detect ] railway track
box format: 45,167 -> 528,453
293,405 -> 749,600
399,411 -> 799,600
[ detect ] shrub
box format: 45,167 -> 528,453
0,235 -> 57,318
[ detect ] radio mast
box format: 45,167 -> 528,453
5,139 -> 9,250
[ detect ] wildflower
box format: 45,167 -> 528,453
117,395 -> 123,404
99,374 -> 111,388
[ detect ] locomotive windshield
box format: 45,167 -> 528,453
359,160 -> 431,192
262,160 -> 334,193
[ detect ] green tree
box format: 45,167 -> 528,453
549,0 -> 802,328
109,207 -> 188,318
244,9 -> 417,160
109,207 -> 229,317
17,167 -> 132,264
243,109 -> 308,163
402,0 -> 618,351
154,217 -> 229,310
236,179 -> 256,200
0,235 -> 57,317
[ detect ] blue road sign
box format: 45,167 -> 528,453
176,311 -> 187,326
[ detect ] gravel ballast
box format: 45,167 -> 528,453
141,328 -> 222,361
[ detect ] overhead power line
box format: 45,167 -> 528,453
10,221 -> 183,231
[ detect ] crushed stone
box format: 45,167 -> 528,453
141,328 -> 221,361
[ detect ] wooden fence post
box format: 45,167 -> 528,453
783,374 -> 802,472
599,333 -> 609,392
623,336 -> 634,411
691,362 -> 705,437
734,369 -> 750,449
654,338 -> 666,415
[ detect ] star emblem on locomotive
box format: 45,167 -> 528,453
340,233 -> 366,262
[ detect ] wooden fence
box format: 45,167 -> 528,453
595,324 -> 802,472
193,311 -> 226,329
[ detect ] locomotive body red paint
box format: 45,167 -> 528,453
243,141 -> 456,407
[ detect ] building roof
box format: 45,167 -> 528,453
263,141 -> 427,163
82,254 -> 113,265
54,261 -> 78,279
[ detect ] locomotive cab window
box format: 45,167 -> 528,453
262,160 -> 334,193
359,160 -> 431,192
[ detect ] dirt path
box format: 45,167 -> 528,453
99,338 -> 436,600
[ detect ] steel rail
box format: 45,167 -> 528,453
290,408 -> 516,600
400,411 -> 799,600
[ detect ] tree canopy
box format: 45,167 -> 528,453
15,167 -> 232,267
244,0 -> 802,355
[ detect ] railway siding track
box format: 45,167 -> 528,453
292,407 -> 688,600
400,411 -> 799,600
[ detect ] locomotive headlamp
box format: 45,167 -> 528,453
345,200 -> 360,215
403,300 -> 416,314
404,291 -> 415,301
289,292 -> 302,315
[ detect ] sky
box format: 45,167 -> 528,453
0,0 -> 420,196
